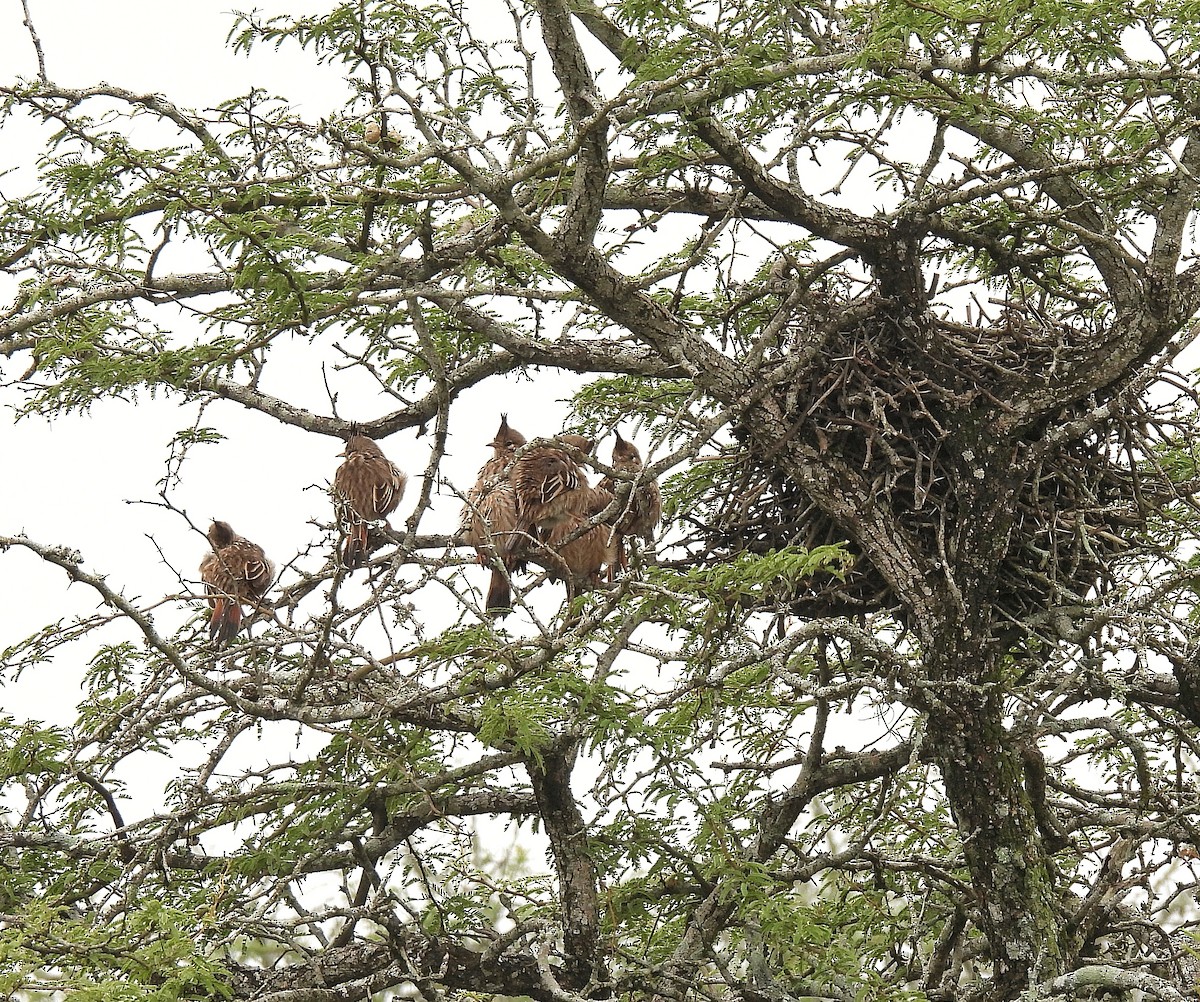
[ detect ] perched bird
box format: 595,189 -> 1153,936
598,429 -> 662,576
509,434 -> 599,536
199,521 -> 274,648
458,415 -> 526,613
364,122 -> 401,148
508,433 -> 615,600
556,433 -> 595,454
544,513 -> 619,601
333,433 -> 407,571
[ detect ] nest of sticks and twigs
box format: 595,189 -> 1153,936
686,292 -> 1197,628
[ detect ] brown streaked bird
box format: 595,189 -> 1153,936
333,433 -> 407,571
507,432 -> 615,598
543,513 -> 619,602
598,429 -> 663,577
199,521 -> 274,648
458,414 -> 526,614
556,433 -> 594,453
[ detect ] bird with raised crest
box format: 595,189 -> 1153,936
598,429 -> 662,577
458,414 -> 526,614
199,521 -> 274,648
333,432 -> 407,571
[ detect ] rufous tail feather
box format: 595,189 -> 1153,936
210,597 -> 242,648
486,569 -> 511,616
343,523 -> 369,570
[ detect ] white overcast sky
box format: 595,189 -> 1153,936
0,3 -> 684,850
0,1 -> 595,725
4,4 -> 1195,927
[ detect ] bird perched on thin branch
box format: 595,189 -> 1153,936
509,434 -> 598,535
333,433 -> 407,571
458,414 -> 526,614
598,429 -> 662,577
199,521 -> 274,648
508,433 -> 615,600
543,512 -> 619,602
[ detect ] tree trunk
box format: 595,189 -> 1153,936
921,449 -> 1064,989
927,666 -> 1063,987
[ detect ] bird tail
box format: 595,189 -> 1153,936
343,522 -> 369,570
499,526 -> 530,574
486,569 -> 512,617
210,597 -> 242,647
607,535 -> 628,582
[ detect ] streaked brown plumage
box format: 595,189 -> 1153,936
598,430 -> 662,576
333,434 -> 407,570
508,433 -> 615,600
544,514 -> 619,600
459,415 -> 526,613
199,521 -> 274,648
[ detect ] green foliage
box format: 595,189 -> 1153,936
673,544 -> 853,602
6,0 -> 1200,999
0,720 -> 70,783
0,895 -> 234,1001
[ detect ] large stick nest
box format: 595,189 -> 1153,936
687,291 -> 1195,627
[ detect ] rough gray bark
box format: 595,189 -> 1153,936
6,3 -> 1200,1001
